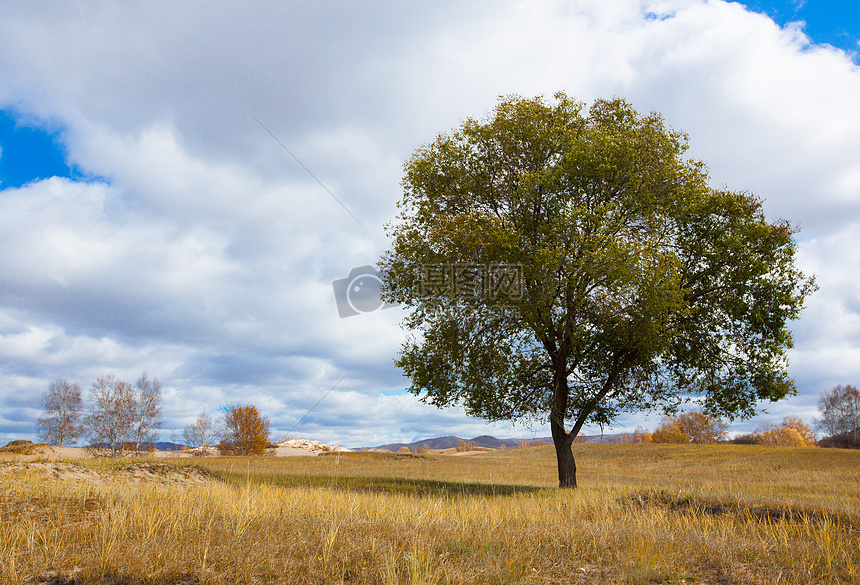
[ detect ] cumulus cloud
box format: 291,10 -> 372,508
1,0 -> 859,445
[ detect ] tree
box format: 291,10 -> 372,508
183,410 -> 216,451
130,372 -> 163,451
755,416 -> 815,446
218,405 -> 270,456
816,384 -> 860,441
86,374 -> 137,457
818,432 -> 860,449
760,427 -> 806,446
730,432 -> 762,445
776,415 -> 816,445
652,419 -> 691,444
380,93 -> 815,487
621,426 -> 653,444
732,416 -> 815,446
455,439 -> 477,452
84,372 -> 163,456
36,379 -> 86,446
653,411 -> 728,444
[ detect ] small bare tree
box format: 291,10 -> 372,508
130,372 -> 163,451
86,374 -> 136,457
816,384 -> 860,441
183,410 -> 216,452
36,379 -> 86,446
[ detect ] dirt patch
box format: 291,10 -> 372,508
0,461 -> 220,487
22,571 -> 203,585
116,462 -> 221,485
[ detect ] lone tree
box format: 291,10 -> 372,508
381,93 -> 815,487
218,405 -> 270,456
36,378 -> 86,446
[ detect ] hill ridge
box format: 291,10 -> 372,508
362,432 -> 625,451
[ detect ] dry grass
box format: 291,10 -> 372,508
1,444 -> 859,584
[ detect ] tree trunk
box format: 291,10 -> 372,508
551,420 -> 577,488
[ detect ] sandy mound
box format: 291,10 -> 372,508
115,462 -> 220,484
180,445 -> 219,457
0,440 -> 50,455
0,461 -> 219,486
276,438 -> 352,454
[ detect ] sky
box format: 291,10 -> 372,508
1,0 -> 859,448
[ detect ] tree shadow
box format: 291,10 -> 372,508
220,470 -> 545,497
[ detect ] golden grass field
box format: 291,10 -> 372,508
2,443 -> 859,584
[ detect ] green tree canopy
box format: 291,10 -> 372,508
380,93 -> 815,487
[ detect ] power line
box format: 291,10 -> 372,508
235,98 -> 371,234
279,362 -> 359,442
235,100 -> 371,449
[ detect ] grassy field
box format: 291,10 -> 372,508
2,443 -> 859,584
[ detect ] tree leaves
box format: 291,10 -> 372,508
381,93 -> 815,485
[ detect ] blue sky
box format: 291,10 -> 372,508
0,112 -> 76,188
1,0 -> 860,448
734,1 -> 859,60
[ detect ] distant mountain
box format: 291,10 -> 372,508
154,441 -> 186,451
362,435 -> 554,452
362,432 -> 627,451
86,441 -> 186,451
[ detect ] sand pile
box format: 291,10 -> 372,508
0,461 -> 219,486
0,440 -> 49,455
277,438 -> 352,453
